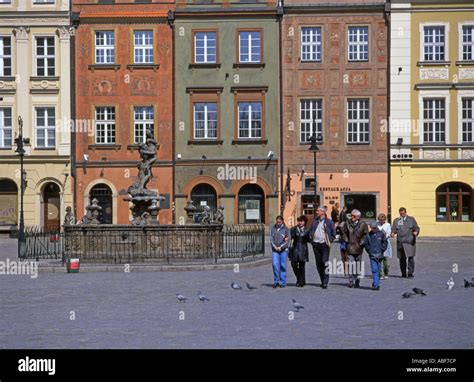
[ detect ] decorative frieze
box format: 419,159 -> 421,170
459,68 -> 474,80
419,68 -> 449,81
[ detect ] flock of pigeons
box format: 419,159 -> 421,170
175,282 -> 305,312
401,277 -> 474,298
175,277 -> 474,311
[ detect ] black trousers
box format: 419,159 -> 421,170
312,242 -> 330,286
399,247 -> 415,276
291,261 -> 306,286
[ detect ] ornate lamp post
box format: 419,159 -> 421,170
308,133 -> 321,217
14,116 -> 29,258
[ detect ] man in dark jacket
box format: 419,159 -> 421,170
342,209 -> 368,288
363,221 -> 388,290
391,207 -> 420,278
270,215 -> 290,288
289,215 -> 311,287
309,206 -> 336,289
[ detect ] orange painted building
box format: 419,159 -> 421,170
72,0 -> 174,224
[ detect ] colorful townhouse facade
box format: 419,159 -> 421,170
281,0 -> 390,225
72,0 -> 175,224
390,0 -> 474,236
0,0 -> 73,231
173,0 -> 280,225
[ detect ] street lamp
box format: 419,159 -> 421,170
14,116 -> 29,258
308,133 -> 321,217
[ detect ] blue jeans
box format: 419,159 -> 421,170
370,257 -> 382,287
272,250 -> 288,286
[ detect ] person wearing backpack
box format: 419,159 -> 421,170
363,221 -> 388,291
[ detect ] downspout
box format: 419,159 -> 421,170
385,1 -> 392,223
278,1 -> 284,216
168,11 -> 176,224
70,5 -> 77,219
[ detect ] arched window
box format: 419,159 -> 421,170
238,183 -> 265,224
90,184 -> 113,224
0,179 -> 18,226
436,182 -> 472,222
191,183 -> 217,213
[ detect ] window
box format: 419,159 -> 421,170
194,103 -> 217,139
423,26 -> 445,61
33,0 -> 54,3
134,106 -> 154,144
462,98 -> 474,143
348,26 -> 368,61
461,25 -> 474,61
347,99 -> 370,144
134,31 -> 153,64
0,1 -> 12,3
0,107 -> 12,148
300,99 -> 323,143
95,31 -> 114,64
0,37 -> 11,76
343,194 -> 377,220
436,182 -> 472,222
238,102 -> 262,139
191,184 -> 217,220
35,107 -> 55,148
238,184 -> 265,224
301,27 -> 322,62
95,107 -> 115,144
423,98 -> 446,143
194,32 -> 217,64
35,37 -> 54,76
239,31 -> 261,63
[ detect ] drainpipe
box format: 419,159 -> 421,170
278,1 -> 284,216
71,7 -> 78,220
168,11 -> 176,224
385,1 -> 392,223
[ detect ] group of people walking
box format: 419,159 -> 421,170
270,206 -> 420,290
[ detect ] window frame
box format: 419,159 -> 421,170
436,183 -> 472,222
34,36 -> 55,77
133,105 -> 155,144
0,35 -> 12,77
300,26 -> 322,63
346,98 -> 370,145
192,30 -> 218,65
299,98 -> 323,144
133,30 -> 154,64
94,30 -> 115,65
422,97 -> 446,144
459,23 -> 474,62
237,29 -> 263,64
347,25 -> 369,62
34,106 -> 56,149
94,106 -> 116,145
420,23 -> 449,63
0,107 -> 12,149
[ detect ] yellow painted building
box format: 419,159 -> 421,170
0,0 -> 72,231
390,0 -> 474,236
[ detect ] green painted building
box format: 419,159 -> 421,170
173,0 -> 281,225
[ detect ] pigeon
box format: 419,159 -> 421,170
447,277 -> 455,290
176,294 -> 188,303
231,282 -> 242,290
464,279 -> 473,288
412,288 -> 427,296
292,299 -> 304,312
246,282 -> 258,291
402,292 -> 415,299
197,291 -> 210,302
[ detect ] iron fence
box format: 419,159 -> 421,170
21,224 -> 265,264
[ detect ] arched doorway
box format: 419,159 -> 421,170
0,179 -> 18,226
436,182 -> 472,222
191,183 -> 217,220
89,183 -> 113,224
238,184 -> 265,224
42,182 -> 60,230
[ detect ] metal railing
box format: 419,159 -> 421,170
21,224 -> 265,264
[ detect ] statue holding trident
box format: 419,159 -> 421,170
125,125 -> 163,225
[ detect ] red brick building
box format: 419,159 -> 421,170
281,0 -> 389,224
72,0 -> 174,224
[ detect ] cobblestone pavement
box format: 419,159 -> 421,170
0,237 -> 472,349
